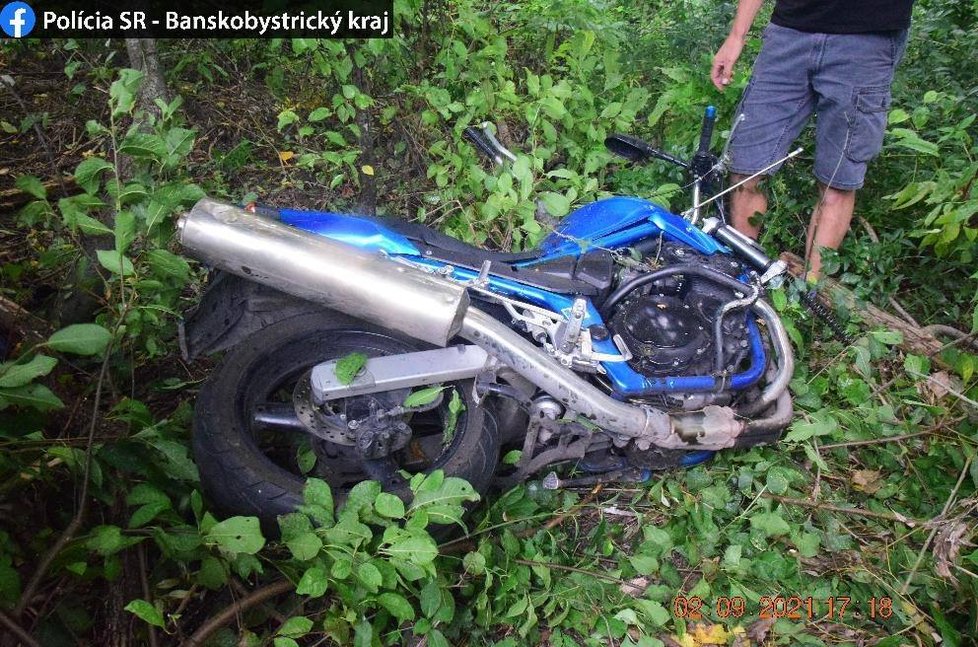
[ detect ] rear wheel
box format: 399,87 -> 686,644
192,312 -> 499,524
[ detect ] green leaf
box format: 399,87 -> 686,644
443,389 -> 465,445
129,501 -> 170,528
96,249 -> 136,276
428,629 -> 450,647
286,531 -> 322,561
377,592 -> 415,621
15,175 -> 46,199
110,69 -> 143,116
308,107 -> 330,122
357,563 -> 383,592
145,249 -> 191,281
295,565 -> 328,597
793,531 -> 821,558
383,534 -> 438,565
87,525 -> 142,556
374,492 -> 405,518
750,511 -> 791,537
403,385 -> 446,408
462,551 -> 486,575
205,516 -> 266,555
119,133 -> 168,161
334,352 -> 367,385
353,618 -> 372,647
0,383 -> 64,412
301,478 -> 334,526
629,554 -> 659,575
115,210 -> 136,253
539,191 -> 571,217
765,466 -> 791,495
196,555 -> 228,589
124,599 -> 164,628
870,329 -> 904,345
634,599 -> 670,627
420,577 -> 442,616
47,323 -> 112,356
278,616 -> 313,638
408,472 -> 479,526
0,355 -> 57,388
277,109 -> 299,131
784,409 -> 838,442
74,157 -> 114,194
75,213 -> 113,236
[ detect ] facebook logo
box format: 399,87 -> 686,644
1,2 -> 35,38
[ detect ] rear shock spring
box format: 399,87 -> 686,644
801,290 -> 853,344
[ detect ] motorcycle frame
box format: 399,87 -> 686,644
278,195 -> 769,399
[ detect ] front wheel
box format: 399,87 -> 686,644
192,312 -> 500,523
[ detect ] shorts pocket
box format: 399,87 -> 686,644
846,86 -> 891,163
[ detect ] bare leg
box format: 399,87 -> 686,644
729,173 -> 767,239
805,183 -> 856,282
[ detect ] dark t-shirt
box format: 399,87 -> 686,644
771,0 -> 913,33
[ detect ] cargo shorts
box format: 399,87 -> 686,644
729,23 -> 909,190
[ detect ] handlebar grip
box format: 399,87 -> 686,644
697,105 -> 716,154
463,127 -> 501,164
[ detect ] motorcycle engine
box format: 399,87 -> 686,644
608,242 -> 753,380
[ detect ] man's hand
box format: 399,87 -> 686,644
711,35 -> 746,91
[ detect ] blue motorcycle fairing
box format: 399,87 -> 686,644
278,208 -> 422,256
533,196 -> 725,260
275,199 -> 767,397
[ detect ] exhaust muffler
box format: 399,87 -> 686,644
178,198 -> 469,347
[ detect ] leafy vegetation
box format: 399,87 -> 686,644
1,0 -> 976,644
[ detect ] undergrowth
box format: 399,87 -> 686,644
0,0 -> 976,645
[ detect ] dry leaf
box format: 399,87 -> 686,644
361,164 -> 375,176
676,623 -> 731,647
619,575 -> 650,597
746,617 -> 776,642
851,469 -> 882,494
920,370 -> 962,403
278,151 -> 295,164
933,519 -> 972,581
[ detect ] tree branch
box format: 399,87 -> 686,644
181,579 -> 295,647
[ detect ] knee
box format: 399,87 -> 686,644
731,174 -> 764,196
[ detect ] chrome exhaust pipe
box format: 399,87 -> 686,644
460,308 -> 752,450
178,199 -> 469,347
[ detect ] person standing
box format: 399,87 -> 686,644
711,0 -> 913,280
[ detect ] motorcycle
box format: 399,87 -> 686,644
178,107 -> 794,522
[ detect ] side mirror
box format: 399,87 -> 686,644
604,133 -> 654,163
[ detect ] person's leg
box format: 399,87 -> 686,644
805,184 -> 856,281
729,174 -> 767,239
806,29 -> 909,280
727,24 -> 816,238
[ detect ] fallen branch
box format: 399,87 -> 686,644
780,252 -> 945,357
0,609 -> 41,647
181,579 -> 295,647
762,493 -> 920,527
819,430 -> 935,450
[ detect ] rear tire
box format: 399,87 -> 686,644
192,312 -> 499,524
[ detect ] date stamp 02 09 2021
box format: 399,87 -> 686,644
671,594 -> 896,622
